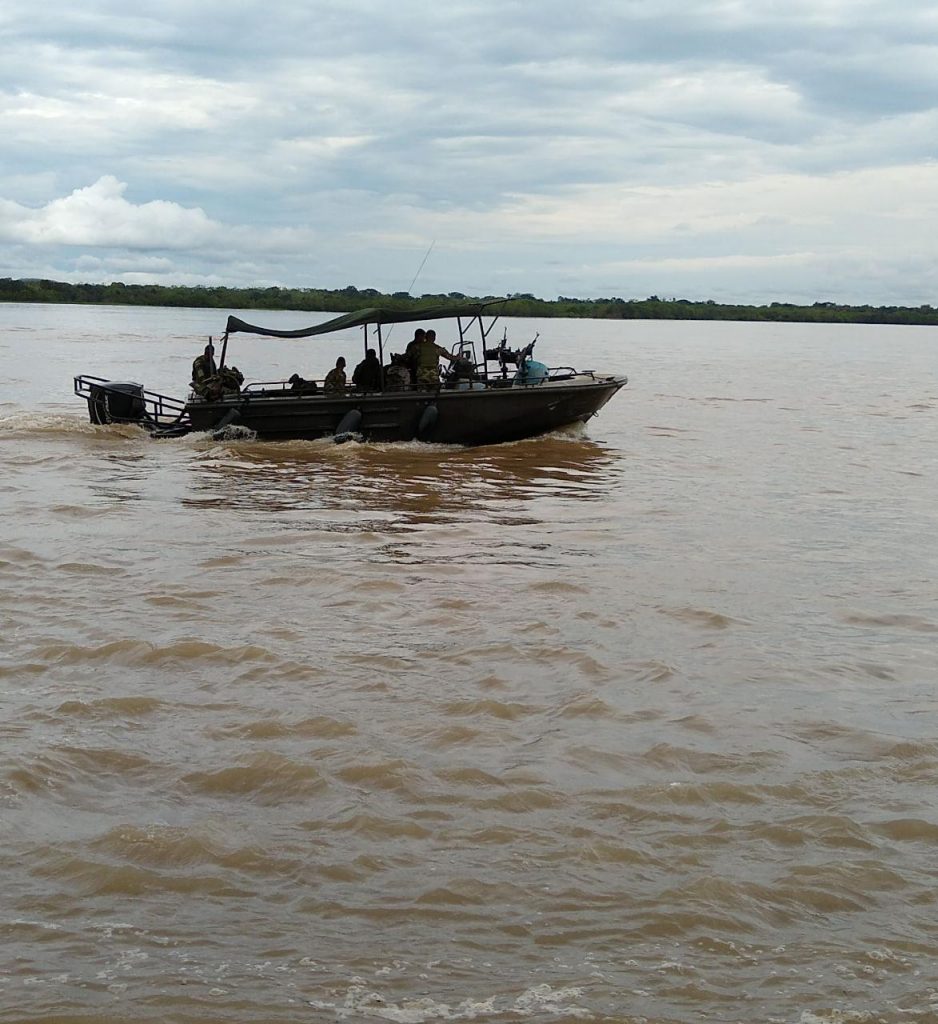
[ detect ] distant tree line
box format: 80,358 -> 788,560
2,277 -> 938,325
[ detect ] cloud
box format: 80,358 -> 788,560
1,59 -> 259,151
0,177 -> 221,248
2,0 -> 938,301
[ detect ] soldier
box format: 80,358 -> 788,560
413,328 -> 456,390
323,356 -> 347,394
192,340 -> 245,400
191,342 -> 217,396
403,328 -> 424,386
352,348 -> 382,391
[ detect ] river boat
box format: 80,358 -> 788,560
74,301 -> 627,445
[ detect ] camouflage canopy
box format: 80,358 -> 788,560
225,301 -> 506,339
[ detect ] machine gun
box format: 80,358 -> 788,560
484,331 -> 540,378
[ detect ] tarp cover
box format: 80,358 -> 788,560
225,301 -> 504,339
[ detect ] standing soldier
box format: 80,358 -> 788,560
404,328 -> 425,387
413,328 -> 456,390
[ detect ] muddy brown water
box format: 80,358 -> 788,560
2,303 -> 937,1022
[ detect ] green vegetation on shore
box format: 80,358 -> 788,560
3,276 -> 938,325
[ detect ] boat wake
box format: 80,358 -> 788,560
0,411 -> 144,440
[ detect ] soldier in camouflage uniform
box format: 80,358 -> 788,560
191,343 -> 217,396
191,343 -> 244,400
412,329 -> 456,390
323,357 -> 347,393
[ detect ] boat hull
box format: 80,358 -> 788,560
185,375 -> 626,445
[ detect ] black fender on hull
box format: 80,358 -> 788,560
211,407 -> 242,439
334,408 -> 363,443
416,403 -> 438,440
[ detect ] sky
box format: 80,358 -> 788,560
2,0 -> 938,305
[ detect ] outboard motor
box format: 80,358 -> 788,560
86,381 -> 147,425
75,373 -> 191,436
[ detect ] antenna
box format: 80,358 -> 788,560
386,240 -> 436,343
407,240 -> 435,294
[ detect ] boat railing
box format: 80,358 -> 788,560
220,366 -> 592,399
243,378 -> 464,396
242,380 -> 296,394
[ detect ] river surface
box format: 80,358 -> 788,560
1,302 -> 937,1024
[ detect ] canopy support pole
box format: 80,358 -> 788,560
376,324 -> 385,389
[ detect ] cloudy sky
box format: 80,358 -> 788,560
2,0 -> 938,304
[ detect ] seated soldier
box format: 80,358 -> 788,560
191,342 -> 217,396
352,348 -> 382,391
191,337 -> 244,400
323,356 -> 347,394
